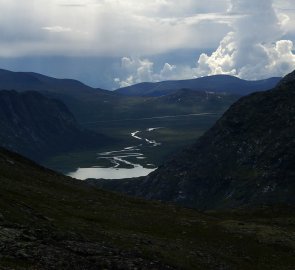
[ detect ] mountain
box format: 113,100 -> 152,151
116,75 -> 281,97
1,147 -> 295,269
0,68 -> 111,97
0,69 -> 280,123
92,70 -> 295,210
0,68 -> 121,123
0,90 -> 112,161
0,69 -> 243,171
0,69 -> 242,124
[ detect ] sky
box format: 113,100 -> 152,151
0,0 -> 295,89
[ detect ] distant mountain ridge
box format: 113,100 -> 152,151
116,75 -> 281,96
0,68 -> 120,123
0,68 -> 110,96
0,68 -> 241,124
0,90 -> 113,161
0,69 -> 280,125
92,70 -> 295,210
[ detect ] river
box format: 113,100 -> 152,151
68,127 -> 163,180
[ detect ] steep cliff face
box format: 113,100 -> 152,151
0,90 -> 112,161
94,71 -> 295,209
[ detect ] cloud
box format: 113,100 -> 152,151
0,0 -> 232,57
42,26 -> 73,33
195,0 -> 295,79
115,57 -> 197,87
1,0 -> 293,60
58,0 -> 93,6
0,0 -> 294,86
115,58 -> 155,87
115,0 -> 295,86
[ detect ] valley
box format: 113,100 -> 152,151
94,70 -> 295,210
68,126 -> 161,180
0,69 -> 246,175
3,68 -> 281,180
0,69 -> 294,270
45,113 -> 222,177
1,1 -> 295,269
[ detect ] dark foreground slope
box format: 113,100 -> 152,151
1,148 -> 295,269
0,90 -> 112,161
93,71 -> 295,210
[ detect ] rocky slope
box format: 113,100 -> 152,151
1,147 -> 295,269
93,70 -> 295,210
0,90 -> 112,161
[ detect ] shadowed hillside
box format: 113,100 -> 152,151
0,90 -> 113,161
0,147 -> 295,269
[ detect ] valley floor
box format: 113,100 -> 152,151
44,113 -> 221,174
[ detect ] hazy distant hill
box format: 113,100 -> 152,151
94,70 -> 295,210
0,90 -> 113,161
116,75 -> 281,96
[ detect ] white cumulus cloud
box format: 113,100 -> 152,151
116,0 -> 295,87
115,57 -> 198,87
195,0 -> 295,79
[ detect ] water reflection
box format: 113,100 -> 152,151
68,166 -> 156,180
68,127 -> 162,180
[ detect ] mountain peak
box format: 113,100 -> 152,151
277,70 -> 295,87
